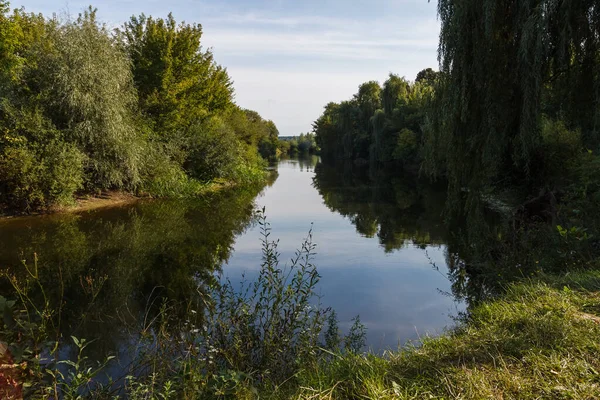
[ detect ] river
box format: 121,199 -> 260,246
0,156 -> 464,376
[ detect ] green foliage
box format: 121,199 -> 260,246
426,0 -> 600,212
415,68 -> 439,85
381,74 -> 410,115
276,138 -> 291,156
139,143 -> 203,197
46,8 -> 143,191
279,133 -> 318,157
0,107 -> 84,210
0,3 -> 279,212
537,117 -> 584,183
118,13 -> 233,134
344,316 -> 367,354
204,209 -> 328,383
184,116 -> 246,182
392,128 -> 417,162
314,72 -> 435,171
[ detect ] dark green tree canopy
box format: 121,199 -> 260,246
415,68 -> 439,85
426,0 -> 600,216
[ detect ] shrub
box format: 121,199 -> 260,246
0,145 -> 45,210
0,140 -> 83,211
140,140 -> 203,197
538,116 -> 583,183
202,209 -> 328,383
184,117 -> 244,182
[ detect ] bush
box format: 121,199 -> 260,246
184,117 -> 244,182
0,145 -> 45,210
203,210 -> 327,383
42,140 -> 85,206
538,116 -> 584,183
0,102 -> 84,211
393,128 -> 418,162
0,140 -> 83,211
139,140 -> 203,197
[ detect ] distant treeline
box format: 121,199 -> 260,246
0,3 -> 279,213
276,133 -> 319,157
313,68 -> 437,171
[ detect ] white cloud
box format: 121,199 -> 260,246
204,30 -> 437,61
199,11 -> 440,134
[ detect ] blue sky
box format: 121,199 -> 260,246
11,0 -> 440,136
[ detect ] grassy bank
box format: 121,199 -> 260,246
278,271 -> 600,400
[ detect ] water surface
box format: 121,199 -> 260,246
226,158 -> 464,350
0,157 -> 464,366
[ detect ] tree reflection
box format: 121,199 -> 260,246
313,162 -> 447,251
312,161 -> 528,308
0,184 -> 264,362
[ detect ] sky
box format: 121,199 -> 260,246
10,0 -> 441,136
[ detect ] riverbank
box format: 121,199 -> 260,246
0,179 -> 242,220
274,270 -> 600,399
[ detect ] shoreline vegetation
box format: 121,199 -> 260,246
0,190 -> 141,219
0,2 -> 280,216
0,178 -> 244,219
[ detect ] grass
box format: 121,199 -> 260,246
272,271 -> 600,400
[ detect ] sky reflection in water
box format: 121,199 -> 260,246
224,158 -> 465,351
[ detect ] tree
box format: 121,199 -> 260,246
355,81 -> 381,126
424,0 -> 600,235
118,13 -> 233,134
415,68 -> 438,85
44,8 -> 143,189
381,74 -> 409,115
313,102 -> 341,161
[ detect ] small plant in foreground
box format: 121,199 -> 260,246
202,207 -> 329,384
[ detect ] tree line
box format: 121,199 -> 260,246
313,0 -> 600,272
0,3 -> 279,213
276,133 -> 319,157
313,69 -> 437,172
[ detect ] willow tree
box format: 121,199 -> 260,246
427,0 -> 600,216
381,74 -> 409,115
44,8 -> 143,190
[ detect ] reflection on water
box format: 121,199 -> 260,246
0,156 -> 467,369
225,158 -> 464,350
0,187 -> 263,366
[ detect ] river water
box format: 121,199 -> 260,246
226,158 -> 464,350
0,156 -> 464,372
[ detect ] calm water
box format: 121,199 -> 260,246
226,158 -> 463,350
0,157 -> 464,369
